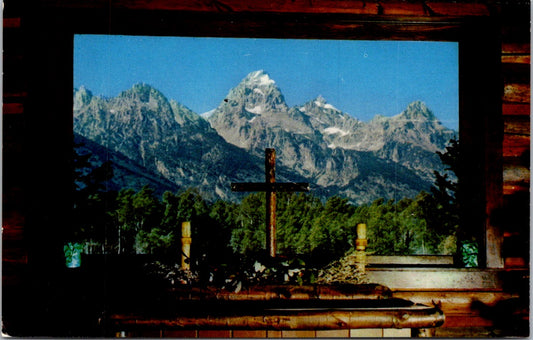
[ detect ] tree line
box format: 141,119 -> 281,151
72,139 -> 468,270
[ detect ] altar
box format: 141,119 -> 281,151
105,284 -> 445,338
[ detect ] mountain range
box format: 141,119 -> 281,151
73,70 -> 457,204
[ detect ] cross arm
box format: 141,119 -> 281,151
231,182 -> 310,192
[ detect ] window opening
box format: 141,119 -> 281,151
72,35 -> 462,287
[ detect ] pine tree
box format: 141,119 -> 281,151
430,138 -> 460,236
72,143 -> 114,252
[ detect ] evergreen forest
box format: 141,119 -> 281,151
71,139 -> 473,285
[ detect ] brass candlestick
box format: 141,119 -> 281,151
181,221 -> 192,270
355,223 -> 367,273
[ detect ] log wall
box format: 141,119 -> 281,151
3,4 -> 29,289
499,5 -> 530,270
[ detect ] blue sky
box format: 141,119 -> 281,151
74,35 -> 458,130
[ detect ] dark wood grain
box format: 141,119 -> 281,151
503,83 -> 530,104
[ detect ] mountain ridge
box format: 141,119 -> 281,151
207,70 -> 456,185
74,71 -> 457,204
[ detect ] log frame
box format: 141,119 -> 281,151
17,0 -> 504,273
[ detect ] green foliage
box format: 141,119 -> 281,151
230,193 -> 266,254
355,193 -> 455,255
114,186 -> 164,254
175,188 -> 209,223
135,228 -> 173,255
73,138 -> 464,276
277,193 -> 322,255
431,139 -> 460,234
63,242 -> 84,268
461,240 -> 479,268
77,181 -> 459,261
63,242 -> 84,257
431,138 -> 479,266
230,193 -> 332,262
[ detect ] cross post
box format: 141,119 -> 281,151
231,148 -> 309,257
265,148 -> 276,258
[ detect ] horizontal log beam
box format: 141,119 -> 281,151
502,103 -> 530,116
503,183 -> 529,196
3,17 -> 21,28
169,284 -> 392,301
367,255 -> 454,266
502,43 -> 531,55
109,306 -> 444,330
3,103 -> 24,115
23,2 -> 469,41
231,182 -> 309,192
424,2 -> 490,16
36,0 -> 498,18
503,83 -> 530,104
503,134 -> 529,158
379,2 -> 426,16
504,115 -> 530,136
366,268 -> 505,290
502,55 -> 531,64
441,315 -> 493,328
85,0 -> 382,14
503,164 -> 530,184
392,290 -> 515,315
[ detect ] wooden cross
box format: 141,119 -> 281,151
231,148 -> 309,257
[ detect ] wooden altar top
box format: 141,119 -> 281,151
104,284 -> 445,334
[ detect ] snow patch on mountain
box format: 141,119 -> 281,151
246,106 -> 263,114
201,109 -> 216,119
323,127 -> 349,136
249,70 -> 275,86
313,96 -> 339,111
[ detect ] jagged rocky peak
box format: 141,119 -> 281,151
298,95 -> 360,134
75,85 -> 93,98
368,100 -> 445,131
207,70 -> 314,151
118,83 -> 169,104
222,70 -> 288,113
74,86 -> 93,109
245,69 -> 276,86
300,95 -> 348,116
74,81 -> 456,204
399,100 -> 437,122
119,83 -> 174,115
311,95 -> 339,111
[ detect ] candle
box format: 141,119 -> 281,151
182,221 -> 191,238
357,223 -> 367,239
